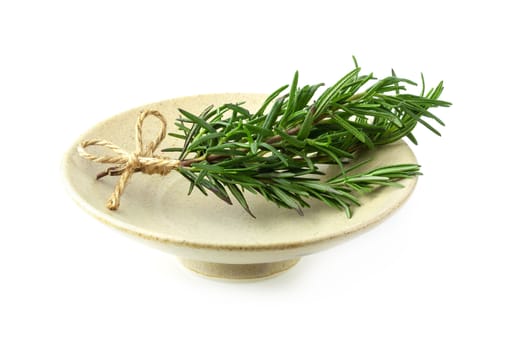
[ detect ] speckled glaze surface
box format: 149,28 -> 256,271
63,93 -> 418,279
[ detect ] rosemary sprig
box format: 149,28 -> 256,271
163,60 -> 451,218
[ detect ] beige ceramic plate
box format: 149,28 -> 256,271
63,93 -> 417,279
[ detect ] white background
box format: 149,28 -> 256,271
1,1 -> 524,349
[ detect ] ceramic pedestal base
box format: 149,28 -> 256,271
179,258 -> 300,280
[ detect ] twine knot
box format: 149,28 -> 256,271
77,110 -> 180,210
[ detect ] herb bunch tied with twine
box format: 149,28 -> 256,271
162,59 -> 451,218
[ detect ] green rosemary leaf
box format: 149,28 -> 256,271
186,132 -> 225,150
226,183 -> 255,218
179,106 -> 216,159
205,174 -> 232,205
295,70 -> 360,140
272,187 -> 303,215
191,162 -> 227,173
296,107 -> 316,140
428,81 -> 445,100
167,132 -> 187,140
223,103 -> 251,119
214,155 -> 258,168
295,83 -> 324,111
190,169 -> 208,195
178,108 -> 216,133
300,181 -> 341,194
398,97 -> 448,125
287,149 -> 316,171
261,96 -> 284,131
178,168 -> 208,197
173,122 -> 190,135
420,73 -> 426,97
259,142 -> 289,166
274,129 -> 306,148
254,84 -> 288,117
272,179 -> 310,197
367,164 -> 421,176
317,68 -> 361,111
331,114 -> 374,148
323,195 -> 352,217
332,189 -> 361,206
281,71 -> 299,125
328,159 -> 370,182
206,142 -> 248,153
243,124 -> 274,138
345,175 -> 391,183
202,149 -> 246,157
162,147 -> 184,152
306,139 -> 345,173
402,107 -> 442,136
406,132 -> 418,145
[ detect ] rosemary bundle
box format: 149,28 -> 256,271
161,59 -> 451,218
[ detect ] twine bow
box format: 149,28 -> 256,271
77,110 -> 181,210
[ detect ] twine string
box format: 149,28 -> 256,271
77,110 -> 180,210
